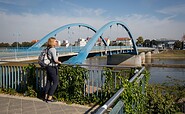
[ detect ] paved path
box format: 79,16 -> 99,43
0,94 -> 97,114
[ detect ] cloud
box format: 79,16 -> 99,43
0,11 -> 107,43
0,0 -> 36,6
0,9 -> 185,44
157,4 -> 185,15
115,14 -> 185,40
63,1 -> 106,17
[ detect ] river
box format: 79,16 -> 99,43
84,56 -> 185,84
146,58 -> 185,84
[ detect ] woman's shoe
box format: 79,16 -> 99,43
46,98 -> 57,103
43,98 -> 47,102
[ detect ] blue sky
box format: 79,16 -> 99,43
0,0 -> 185,43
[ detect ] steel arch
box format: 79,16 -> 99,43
65,21 -> 138,64
28,23 -> 107,50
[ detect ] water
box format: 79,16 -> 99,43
146,58 -> 185,84
85,56 -> 185,84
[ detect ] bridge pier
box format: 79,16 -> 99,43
140,52 -> 145,64
145,52 -> 152,64
107,51 -> 153,67
107,54 -> 133,65
118,55 -> 142,67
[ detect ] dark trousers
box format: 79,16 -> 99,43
45,66 -> 59,96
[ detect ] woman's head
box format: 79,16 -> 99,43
47,37 -> 57,47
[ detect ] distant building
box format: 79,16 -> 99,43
75,38 -> 86,46
86,37 -> 91,41
61,40 -> 69,47
116,37 -> 132,46
95,38 -> 110,46
31,40 -> 39,43
156,39 -> 177,49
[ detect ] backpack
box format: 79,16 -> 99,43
38,47 -> 52,67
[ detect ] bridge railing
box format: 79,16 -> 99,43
0,46 -> 135,60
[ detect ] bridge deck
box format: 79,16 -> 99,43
0,47 -> 155,62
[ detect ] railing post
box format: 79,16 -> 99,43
0,66 -> 1,88
36,68 -> 39,91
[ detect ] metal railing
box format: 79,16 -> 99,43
95,67 -> 146,114
0,46 -> 134,60
0,61 -> 137,96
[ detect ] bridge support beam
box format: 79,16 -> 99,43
107,51 -> 153,67
107,54 -> 134,65
118,55 -> 142,67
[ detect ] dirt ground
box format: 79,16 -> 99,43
152,50 -> 185,58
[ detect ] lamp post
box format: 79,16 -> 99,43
17,33 -> 20,52
13,33 -> 20,59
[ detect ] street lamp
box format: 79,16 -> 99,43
15,33 -> 20,52
13,33 -> 20,59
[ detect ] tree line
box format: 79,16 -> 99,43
136,36 -> 184,50
0,36 -> 184,49
0,42 -> 35,47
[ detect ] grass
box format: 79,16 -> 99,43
152,50 -> 185,58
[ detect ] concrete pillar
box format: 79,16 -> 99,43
145,52 -> 151,64
146,52 -> 151,58
140,52 -> 145,64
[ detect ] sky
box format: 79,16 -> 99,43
0,0 -> 185,43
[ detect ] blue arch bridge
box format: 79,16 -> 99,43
28,21 -> 138,64
0,21 -> 155,114
0,21 -> 154,64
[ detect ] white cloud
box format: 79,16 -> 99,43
115,14 -> 185,40
0,12 -> 107,43
157,4 -> 185,15
63,1 -> 106,17
0,11 -> 185,43
73,8 -> 106,17
0,0 -> 36,6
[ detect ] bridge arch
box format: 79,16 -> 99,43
65,21 -> 138,64
28,23 -> 108,50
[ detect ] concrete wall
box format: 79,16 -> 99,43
107,51 -> 152,67
107,54 -> 134,65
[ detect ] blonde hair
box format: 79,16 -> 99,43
47,37 -> 56,48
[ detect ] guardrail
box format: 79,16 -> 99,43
95,67 -> 145,114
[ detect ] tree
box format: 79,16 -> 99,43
11,42 -> 20,47
174,40 -> 182,49
118,42 -> 124,46
136,36 -> 144,46
143,39 -> 151,47
150,39 -> 158,47
21,42 -> 35,47
0,42 -> 10,47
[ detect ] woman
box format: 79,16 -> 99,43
44,37 -> 61,102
